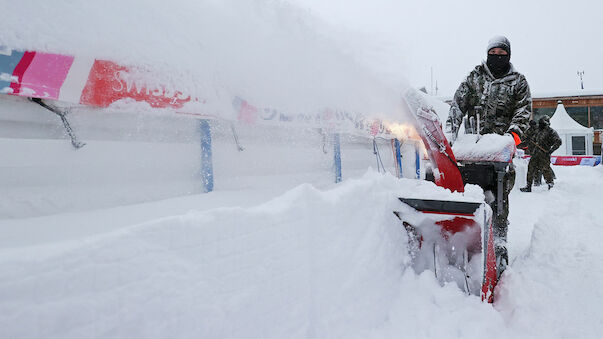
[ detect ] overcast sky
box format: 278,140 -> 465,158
292,0 -> 603,97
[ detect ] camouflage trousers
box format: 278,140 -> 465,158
489,165 -> 515,270
490,166 -> 515,244
460,162 -> 515,270
527,154 -> 554,186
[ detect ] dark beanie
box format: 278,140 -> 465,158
487,36 -> 511,56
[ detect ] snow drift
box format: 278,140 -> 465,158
0,172 -> 496,339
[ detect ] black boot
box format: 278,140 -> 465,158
520,185 -> 531,192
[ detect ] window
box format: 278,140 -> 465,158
565,106 -> 588,127
590,106 -> 603,129
572,135 -> 586,155
532,108 -> 555,121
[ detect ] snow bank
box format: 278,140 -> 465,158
2,157 -> 603,338
499,165 -> 603,337
0,172 -> 424,338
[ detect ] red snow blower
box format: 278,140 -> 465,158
393,90 -> 514,303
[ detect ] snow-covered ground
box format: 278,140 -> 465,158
2,1 -> 602,338
1,161 -> 602,338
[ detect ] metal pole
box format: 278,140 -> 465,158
496,170 -> 504,216
200,119 -> 214,192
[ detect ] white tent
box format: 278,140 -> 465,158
549,101 -> 594,156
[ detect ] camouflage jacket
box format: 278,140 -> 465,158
531,126 -> 562,158
517,124 -> 537,153
447,62 -> 531,137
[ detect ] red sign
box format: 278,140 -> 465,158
80,60 -> 191,108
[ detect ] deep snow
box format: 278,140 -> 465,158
1,164 -> 602,338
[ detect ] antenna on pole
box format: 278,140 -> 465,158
577,70 -> 585,89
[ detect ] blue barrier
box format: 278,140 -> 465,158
415,145 -> 421,179
394,139 -> 403,178
200,119 -> 214,192
334,133 -> 342,183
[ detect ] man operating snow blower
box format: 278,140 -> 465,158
446,36 -> 531,273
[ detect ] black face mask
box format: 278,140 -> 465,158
487,53 -> 511,78
539,121 -> 547,129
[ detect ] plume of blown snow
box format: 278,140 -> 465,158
0,0 -> 411,120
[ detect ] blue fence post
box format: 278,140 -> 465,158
200,119 -> 214,192
394,139 -> 403,178
415,142 -> 421,179
334,133 -> 342,183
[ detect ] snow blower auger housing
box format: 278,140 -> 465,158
393,197 -> 495,300
395,90 -> 502,302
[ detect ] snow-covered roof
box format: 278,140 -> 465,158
533,89 -> 603,99
550,102 -> 594,134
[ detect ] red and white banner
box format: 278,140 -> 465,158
551,155 -> 601,166
0,46 -> 404,139
1,48 -> 191,110
523,155 -> 601,166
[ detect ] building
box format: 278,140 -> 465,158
533,90 -> 603,154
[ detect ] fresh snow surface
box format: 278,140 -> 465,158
453,133 -> 516,162
1,163 -> 603,338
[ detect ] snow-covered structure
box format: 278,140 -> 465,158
550,101 -> 594,156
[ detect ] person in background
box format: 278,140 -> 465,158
518,119 -> 543,186
520,116 -> 561,192
518,119 -> 537,152
447,35 -> 531,273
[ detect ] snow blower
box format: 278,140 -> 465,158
393,90 -> 510,302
